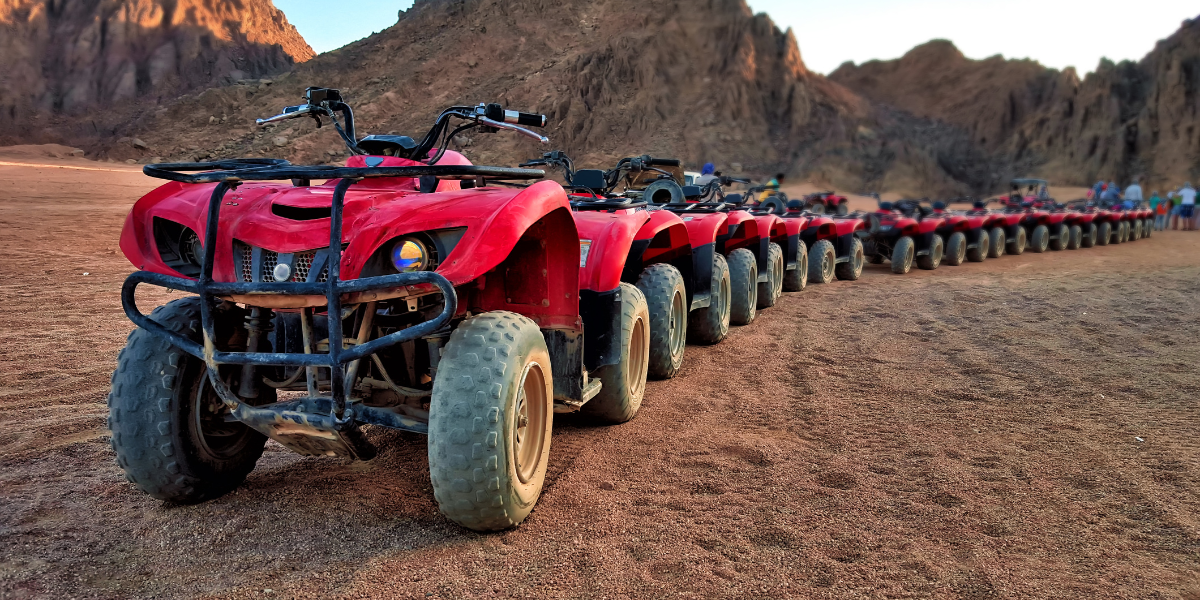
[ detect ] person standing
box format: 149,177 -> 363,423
1169,189 -> 1183,229
1179,183 -> 1197,231
1150,190 -> 1169,230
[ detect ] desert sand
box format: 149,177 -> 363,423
1,152 -> 1197,599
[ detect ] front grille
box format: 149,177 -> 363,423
260,250 -> 278,281
240,246 -> 254,282
235,242 -> 334,283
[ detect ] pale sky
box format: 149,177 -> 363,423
275,0 -> 1197,74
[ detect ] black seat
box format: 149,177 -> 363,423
357,135 -> 417,156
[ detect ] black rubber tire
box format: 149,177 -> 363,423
808,239 -> 836,284
1007,227 -> 1026,255
967,230 -> 988,262
727,249 -> 758,325
757,242 -> 784,308
808,203 -> 826,215
835,236 -> 865,280
917,234 -> 944,270
1067,225 -> 1082,250
1130,219 -> 1142,240
1030,225 -> 1049,253
1143,219 -> 1153,238
636,264 -> 687,380
759,197 -> 786,215
108,297 -> 268,504
988,227 -> 1006,258
782,240 -> 808,292
835,203 -> 849,216
1081,223 -> 1097,248
585,282 -> 650,424
868,253 -> 885,264
891,236 -> 915,274
688,253 -> 731,344
429,311 -> 555,531
944,231 -> 967,266
1096,221 -> 1111,246
1050,223 -> 1070,251
1116,221 -> 1127,244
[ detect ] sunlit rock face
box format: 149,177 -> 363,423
0,0 -> 313,122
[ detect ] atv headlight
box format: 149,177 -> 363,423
391,238 -> 429,273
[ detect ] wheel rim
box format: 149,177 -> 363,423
668,289 -> 686,358
824,249 -> 835,280
626,314 -> 648,399
513,361 -> 549,485
719,273 -> 731,328
192,371 -> 254,461
772,256 -> 783,293
906,244 -> 914,268
854,246 -> 864,272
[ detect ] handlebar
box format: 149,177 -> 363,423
645,157 -> 680,167
256,90 -> 550,164
478,116 -> 549,143
256,104 -> 316,125
483,103 -> 547,127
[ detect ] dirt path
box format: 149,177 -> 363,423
1,161 -> 1198,599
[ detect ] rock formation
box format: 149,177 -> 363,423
833,18 -> 1200,189
0,0 -> 313,142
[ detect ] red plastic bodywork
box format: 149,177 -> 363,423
119,151 -> 583,329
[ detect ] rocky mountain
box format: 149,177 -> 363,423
832,18 -> 1200,189
112,0 -> 867,181
0,0 -> 313,144
103,0 -> 1015,196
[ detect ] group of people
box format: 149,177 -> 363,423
1088,179 -> 1197,231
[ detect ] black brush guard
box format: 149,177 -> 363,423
124,160 -> 543,445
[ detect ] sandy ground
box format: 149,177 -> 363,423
1,153 -> 1198,599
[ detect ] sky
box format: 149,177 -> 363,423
275,0 -> 1198,75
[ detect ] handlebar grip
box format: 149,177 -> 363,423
645,157 -> 681,167
506,110 -> 547,127
484,103 -> 547,127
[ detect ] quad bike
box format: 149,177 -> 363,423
110,87 -> 653,532
519,151 -> 706,379
856,200 -> 949,274
997,196 -> 1062,254
661,177 -> 792,321
801,190 -> 850,215
597,166 -> 784,327
738,186 -> 866,284
926,200 -> 991,265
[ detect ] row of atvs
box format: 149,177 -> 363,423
107,88 -> 1155,531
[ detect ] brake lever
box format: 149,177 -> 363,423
256,104 -> 316,126
478,117 -> 549,143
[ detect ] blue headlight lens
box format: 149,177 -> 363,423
391,239 -> 428,273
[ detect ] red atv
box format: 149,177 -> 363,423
801,190 -> 850,215
927,200 -> 993,263
739,187 -> 866,284
520,151 -> 716,378
664,178 -> 792,321
112,88 -> 649,532
857,200 -> 949,274
996,196 -> 1062,254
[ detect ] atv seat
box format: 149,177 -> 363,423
358,135 -> 417,156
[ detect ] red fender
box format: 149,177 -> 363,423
636,211 -> 691,266
677,212 -> 730,247
724,211 -> 761,253
834,218 -> 866,236
573,209 -> 651,292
